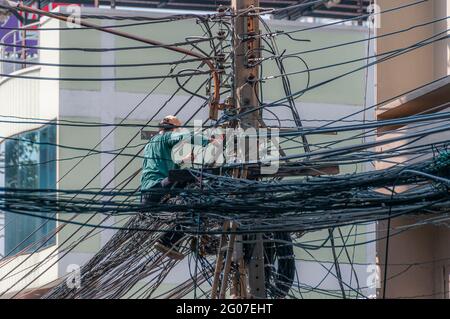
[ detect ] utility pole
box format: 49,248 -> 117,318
231,0 -> 265,299
232,0 -> 260,130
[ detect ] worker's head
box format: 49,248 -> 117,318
159,115 -> 182,132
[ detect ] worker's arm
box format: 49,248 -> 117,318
169,130 -> 223,166
167,130 -> 212,147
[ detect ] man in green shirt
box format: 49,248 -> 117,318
141,115 -> 213,259
141,115 -> 185,199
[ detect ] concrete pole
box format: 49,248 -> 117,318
232,0 -> 261,130
231,0 -> 265,299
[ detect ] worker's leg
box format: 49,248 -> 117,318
157,226 -> 184,250
141,177 -> 172,209
141,191 -> 162,208
147,177 -> 185,259
160,177 -> 172,188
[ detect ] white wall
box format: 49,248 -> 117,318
0,246 -> 59,296
0,67 -> 43,141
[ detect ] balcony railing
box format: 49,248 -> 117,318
0,21 -> 40,77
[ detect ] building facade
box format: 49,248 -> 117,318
374,0 -> 450,299
0,6 -> 375,298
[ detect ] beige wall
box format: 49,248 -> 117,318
433,0 -> 450,78
375,0 -> 450,299
377,217 -> 450,299
375,0 -> 449,103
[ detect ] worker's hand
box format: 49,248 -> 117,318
180,152 -> 193,164
210,134 -> 224,146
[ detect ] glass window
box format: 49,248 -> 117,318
4,125 -> 56,255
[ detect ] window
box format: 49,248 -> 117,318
4,125 -> 56,255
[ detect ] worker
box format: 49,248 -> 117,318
141,115 -> 184,201
141,115 -> 217,259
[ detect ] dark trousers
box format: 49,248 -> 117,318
141,177 -> 172,204
142,178 -> 184,248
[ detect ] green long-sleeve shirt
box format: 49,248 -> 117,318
140,131 -> 209,191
